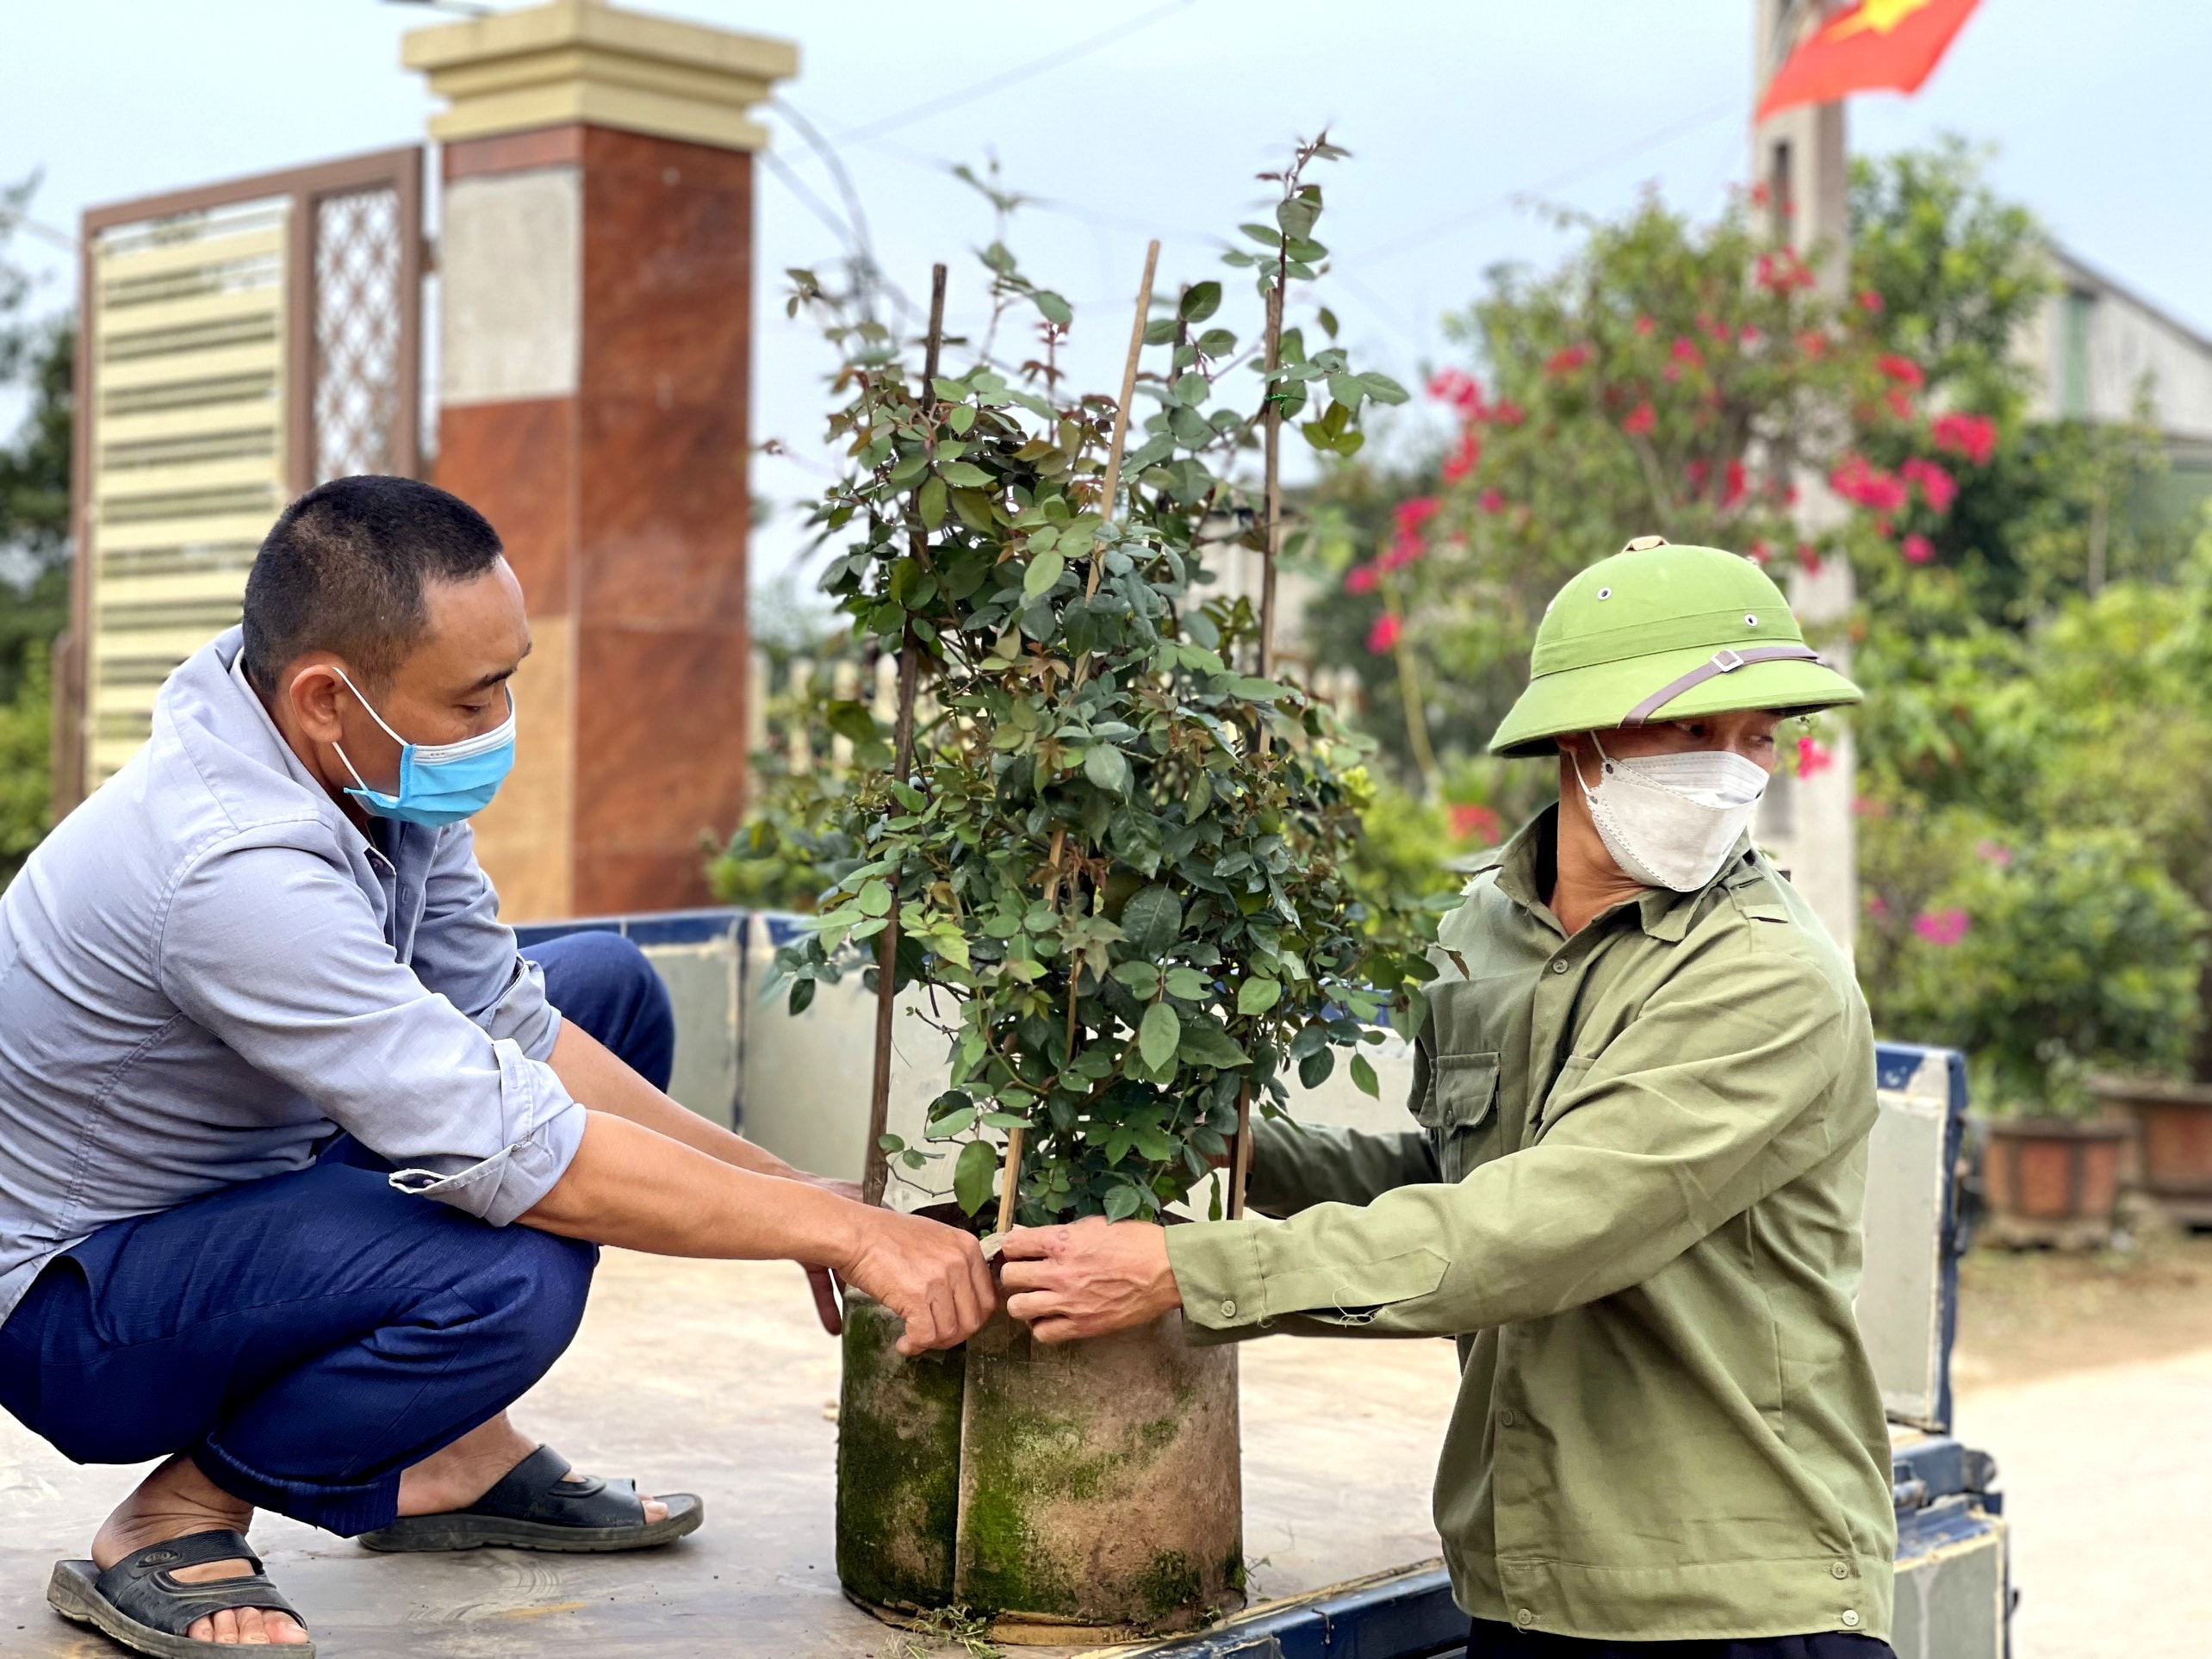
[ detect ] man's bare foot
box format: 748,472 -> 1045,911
91,1454 -> 308,1647
397,1414 -> 668,1524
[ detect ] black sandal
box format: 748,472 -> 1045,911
356,1444 -> 703,1553
48,1530 -> 314,1657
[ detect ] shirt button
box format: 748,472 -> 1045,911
1830,1562 -> 1849,1581
1841,1610 -> 1860,1629
1500,1408 -> 1517,1426
1550,960 -> 1569,973
1517,1609 -> 1536,1629
1221,1299 -> 1238,1319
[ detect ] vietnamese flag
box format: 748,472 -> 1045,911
1756,0 -> 1982,122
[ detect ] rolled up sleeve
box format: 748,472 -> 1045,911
1170,944 -> 1858,1339
158,836 -> 585,1223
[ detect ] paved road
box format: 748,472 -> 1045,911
1954,1345 -> 2212,1659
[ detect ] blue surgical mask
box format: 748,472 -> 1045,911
331,667 -> 516,827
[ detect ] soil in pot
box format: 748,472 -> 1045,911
954,1305 -> 1243,1637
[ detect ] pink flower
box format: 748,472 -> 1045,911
1544,344 -> 1592,377
1477,488 -> 1506,513
1395,496 -> 1440,534
1748,539 -> 1774,565
1366,613 -> 1402,655
1899,457 -> 1958,514
1930,412 -> 1998,467
1622,401 -> 1657,437
1441,428 -> 1482,482
1900,533 -> 1934,565
1634,314 -> 1656,337
1426,369 -> 1484,415
1866,893 -> 1889,917
1796,542 -> 1824,575
1378,543 -> 1419,572
1670,338 -> 1705,367
1877,354 -> 1927,388
1976,839 -> 2013,867
1722,459 -> 1748,508
1796,736 -> 1835,777
1829,454 -> 1908,513
1885,388 -> 1916,421
1796,329 -> 1830,359
1755,251 -> 1815,292
1856,289 -> 1886,314
1448,803 -> 1503,844
1345,563 -> 1378,594
1912,907 -> 1969,947
1489,399 -> 1526,426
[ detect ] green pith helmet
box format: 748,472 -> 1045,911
1488,536 -> 1862,760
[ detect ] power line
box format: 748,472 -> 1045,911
1343,96 -> 1743,269
830,0 -> 1195,146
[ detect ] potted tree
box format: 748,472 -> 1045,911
766,142 -> 1450,1638
1863,822 -> 2202,1246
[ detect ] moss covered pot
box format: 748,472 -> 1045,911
954,1305 -> 1242,1637
836,1289 -> 966,1612
836,1296 -> 1243,1640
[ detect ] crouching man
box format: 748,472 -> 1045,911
0,476 -> 993,1655
1003,538 -> 1898,1656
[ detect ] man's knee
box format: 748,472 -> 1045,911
475,1223 -> 598,1372
525,931 -> 676,1089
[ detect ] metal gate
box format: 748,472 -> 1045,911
57,146 -> 424,805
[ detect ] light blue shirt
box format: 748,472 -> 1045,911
0,628 -> 584,1323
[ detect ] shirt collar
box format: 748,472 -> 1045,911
225,649 -> 404,867
1494,805 -> 1758,942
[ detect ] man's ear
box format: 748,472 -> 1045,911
288,663 -> 347,746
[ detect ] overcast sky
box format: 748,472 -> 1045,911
5,0 -> 2208,582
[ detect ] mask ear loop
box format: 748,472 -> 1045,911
322,665 -> 409,802
1569,731 -> 1614,799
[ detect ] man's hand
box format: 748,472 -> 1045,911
1000,1218 -> 1181,1344
839,1208 -> 997,1356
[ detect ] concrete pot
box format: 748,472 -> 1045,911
955,1306 -> 1243,1639
1979,1116 -> 2130,1248
835,1290 -> 966,1612
2091,1077 -> 2212,1228
836,1300 -> 1244,1642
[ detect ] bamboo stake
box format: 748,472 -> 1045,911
995,245 -> 1159,1237
861,264 -> 948,1210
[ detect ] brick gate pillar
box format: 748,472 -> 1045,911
405,0 -> 796,918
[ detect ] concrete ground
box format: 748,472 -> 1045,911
7,1233 -> 2212,1658
0,1251 -> 1463,1658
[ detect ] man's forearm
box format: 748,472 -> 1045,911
521,1110 -> 851,1261
548,1019 -> 806,1182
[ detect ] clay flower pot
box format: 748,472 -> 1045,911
2091,1077 -> 2212,1228
1979,1115 -> 2131,1248
836,1295 -> 1244,1643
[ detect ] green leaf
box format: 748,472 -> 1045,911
1112,959 -> 1162,995
1316,305 -> 1339,339
938,460 -> 994,488
1103,1183 -> 1143,1221
954,1139 -> 999,1216
1084,743 -> 1130,794
1034,289 -> 1073,326
1023,549 -> 1066,601
856,879 -> 892,917
1361,371 -> 1411,406
1349,1053 -> 1380,1097
917,475 -> 948,528
1180,280 -> 1222,322
1178,1019 -> 1251,1069
1165,966 -> 1213,1000
1297,1047 -> 1335,1089
1139,1000 -> 1182,1069
1237,976 -> 1283,1015
1122,885 -> 1183,955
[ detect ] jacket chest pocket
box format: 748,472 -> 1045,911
1418,1051 -> 1501,1182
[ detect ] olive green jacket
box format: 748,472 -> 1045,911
1165,810 -> 1895,1643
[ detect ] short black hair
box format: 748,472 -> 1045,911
241,475 -> 505,696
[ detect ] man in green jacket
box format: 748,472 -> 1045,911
1001,537 -> 1897,1656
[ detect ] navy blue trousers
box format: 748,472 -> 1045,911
0,931 -> 675,1537
1468,1620 -> 1896,1658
